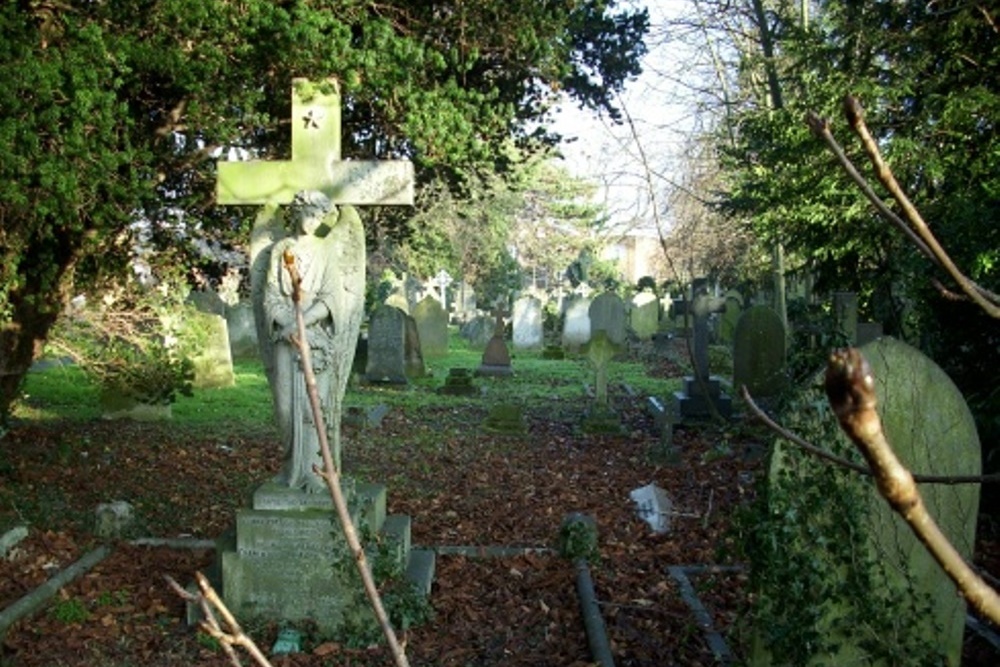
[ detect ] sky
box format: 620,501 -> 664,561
548,0 -> 712,235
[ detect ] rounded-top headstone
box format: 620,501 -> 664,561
756,337 -> 980,665
732,305 -> 786,398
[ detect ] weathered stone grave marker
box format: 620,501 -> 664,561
732,305 -> 786,400
412,295 -> 449,358
512,294 -> 544,350
751,337 -> 981,666
213,78 -> 431,637
561,293 -> 592,350
581,331 -> 624,433
629,290 -> 659,341
673,287 -> 732,420
476,302 -> 513,377
589,291 -> 627,347
365,304 -> 410,385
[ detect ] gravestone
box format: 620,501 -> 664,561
225,301 -> 259,359
459,314 -> 495,349
512,295 -> 544,350
629,290 -> 659,341
214,79 -> 432,637
476,304 -> 513,377
451,280 -> 477,322
185,310 -> 236,389
752,338 -> 980,666
432,269 -> 453,307
856,321 -> 883,346
832,291 -> 858,344
589,292 -> 627,347
581,331 -> 624,434
403,313 -> 427,378
717,290 -> 743,345
732,305 -> 786,399
365,305 -> 409,385
673,291 -> 731,419
412,295 -> 449,358
561,296 -> 592,350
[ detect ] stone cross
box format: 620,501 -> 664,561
215,78 -> 415,476
434,268 -> 453,308
217,78 -> 413,206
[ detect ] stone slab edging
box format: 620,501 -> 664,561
0,545 -> 111,637
666,564 -> 742,665
575,557 -> 615,667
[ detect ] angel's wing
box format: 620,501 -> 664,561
249,202 -> 288,388
323,204 -> 366,401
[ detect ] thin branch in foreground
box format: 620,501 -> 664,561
165,572 -> 274,667
824,348 -> 1000,627
283,250 -> 410,667
740,385 -> 1000,485
841,96 -> 1000,317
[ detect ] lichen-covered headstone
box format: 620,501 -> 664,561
732,305 -> 786,398
512,295 -> 544,349
365,304 -> 409,384
751,337 -> 980,666
562,296 -> 592,350
629,291 -> 659,341
718,290 -> 743,344
589,292 -> 627,347
412,295 -> 449,358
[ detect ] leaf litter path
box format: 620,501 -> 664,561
0,391 -> 995,665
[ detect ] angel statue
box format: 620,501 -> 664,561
252,190 -> 366,492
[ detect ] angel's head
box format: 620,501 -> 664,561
288,190 -> 333,235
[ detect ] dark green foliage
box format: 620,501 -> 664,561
0,0 -> 649,424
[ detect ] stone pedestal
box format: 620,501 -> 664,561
673,375 -> 732,420
214,479 -> 434,637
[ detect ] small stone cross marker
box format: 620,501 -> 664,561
217,78 -> 414,206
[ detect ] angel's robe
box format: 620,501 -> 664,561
263,230 -> 338,492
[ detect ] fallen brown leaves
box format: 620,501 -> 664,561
0,371 -> 996,665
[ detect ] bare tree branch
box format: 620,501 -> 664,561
824,348 -> 1000,626
165,572 -> 273,667
283,250 -> 411,667
805,101 -> 1000,315
740,384 -> 1000,485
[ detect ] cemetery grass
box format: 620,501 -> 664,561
1,339 -> 997,666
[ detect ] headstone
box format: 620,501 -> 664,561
412,296 -> 449,358
718,290 -> 743,344
732,305 -> 786,399
433,268 -> 453,307
365,305 -> 409,385
459,314 -> 495,349
856,321 -> 883,346
673,290 -> 732,419
588,292 -> 627,347
753,338 -> 980,665
226,301 -> 259,359
629,483 -> 673,534
214,78 -> 432,637
581,331 -> 624,434
438,368 -> 478,396
512,295 -> 544,350
403,313 -> 427,378
186,310 -> 236,389
476,304 -> 513,377
628,290 -> 659,341
832,291 -> 858,344
451,281 -> 477,322
561,296 -> 592,350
